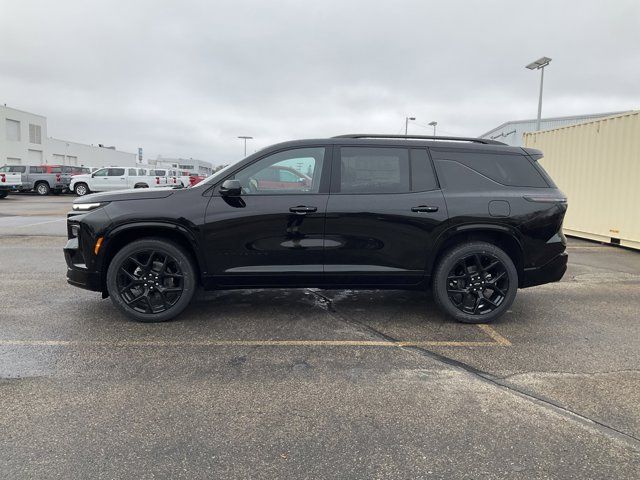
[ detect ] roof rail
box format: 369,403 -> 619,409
332,134 -> 507,146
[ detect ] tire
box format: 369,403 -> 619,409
35,182 -> 50,196
134,183 -> 149,189
0,191 -> 8,199
433,241 -> 518,324
74,183 -> 89,196
106,238 -> 197,322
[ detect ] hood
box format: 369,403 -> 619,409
74,187 -> 176,203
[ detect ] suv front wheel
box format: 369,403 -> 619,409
433,241 -> 517,323
106,238 -> 197,322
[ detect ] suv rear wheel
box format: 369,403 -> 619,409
106,238 -> 197,322
433,241 -> 517,323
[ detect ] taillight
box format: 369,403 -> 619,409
156,177 -> 160,184
1,174 -> 5,183
56,174 -> 61,182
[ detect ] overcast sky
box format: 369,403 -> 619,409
1,0 -> 638,165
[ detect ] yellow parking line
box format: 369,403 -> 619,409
476,324 -> 512,346
0,339 -> 504,348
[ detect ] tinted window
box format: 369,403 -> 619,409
29,166 -> 44,174
128,168 -> 137,176
138,169 -> 148,175
231,147 -> 325,194
3,165 -> 27,173
108,168 -> 125,176
410,149 -> 438,191
430,149 -> 548,187
339,147 -> 409,194
62,166 -> 73,173
50,167 -> 62,173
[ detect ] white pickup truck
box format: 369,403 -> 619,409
0,172 -> 23,198
69,167 -> 171,196
149,168 -> 190,188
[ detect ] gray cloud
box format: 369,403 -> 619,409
1,0 -> 638,165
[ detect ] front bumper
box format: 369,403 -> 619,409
521,252 -> 568,288
64,237 -> 102,292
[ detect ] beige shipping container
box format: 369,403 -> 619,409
523,111 -> 640,250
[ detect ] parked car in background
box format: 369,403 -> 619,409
64,134 -> 568,323
70,167 -> 162,196
189,173 -> 206,186
149,169 -> 189,188
0,164 -> 70,195
0,171 -> 23,198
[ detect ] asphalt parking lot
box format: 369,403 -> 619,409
1,194 -> 639,479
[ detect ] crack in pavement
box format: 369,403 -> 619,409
304,288 -> 640,451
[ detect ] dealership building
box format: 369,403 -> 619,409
148,156 -> 214,176
1,104 -> 137,168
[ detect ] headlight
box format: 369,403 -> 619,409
69,223 -> 81,237
72,202 -> 107,211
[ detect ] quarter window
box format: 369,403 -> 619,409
230,147 -> 325,195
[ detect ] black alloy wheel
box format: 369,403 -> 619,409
116,250 -> 184,314
446,253 -> 509,315
107,238 -> 196,322
433,241 -> 518,323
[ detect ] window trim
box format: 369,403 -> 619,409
211,145 -> 332,196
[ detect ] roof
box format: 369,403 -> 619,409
480,111 -> 630,138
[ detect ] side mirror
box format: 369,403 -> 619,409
220,179 -> 242,196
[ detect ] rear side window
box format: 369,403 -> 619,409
410,149 -> 438,191
50,167 -> 62,173
430,149 -> 548,188
108,168 -> 125,176
128,168 -> 138,176
29,166 -> 44,174
339,147 -> 410,194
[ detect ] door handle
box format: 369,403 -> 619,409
411,205 -> 439,213
289,206 -> 318,214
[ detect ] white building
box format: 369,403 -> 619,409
149,156 -> 213,176
1,104 -> 137,168
479,111 -> 629,146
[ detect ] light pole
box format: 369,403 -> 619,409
525,56 -> 552,131
237,136 -> 253,157
428,121 -> 438,136
405,117 -> 416,135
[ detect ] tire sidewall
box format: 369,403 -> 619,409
36,182 -> 50,195
433,242 -> 518,324
106,239 -> 197,322
75,183 -> 88,196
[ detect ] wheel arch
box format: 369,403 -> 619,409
428,224 -> 524,285
99,222 -> 206,293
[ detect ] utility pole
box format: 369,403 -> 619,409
237,136 -> 253,157
405,117 -> 415,135
525,57 -> 552,130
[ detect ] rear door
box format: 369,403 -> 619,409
323,145 -> 448,286
105,167 -> 127,190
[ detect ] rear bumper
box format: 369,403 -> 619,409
521,252 -> 568,288
64,238 -> 102,292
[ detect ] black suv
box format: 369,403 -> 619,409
64,134 -> 568,323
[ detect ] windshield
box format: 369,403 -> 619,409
192,162 -> 239,188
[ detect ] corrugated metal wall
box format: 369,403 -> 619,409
524,111 -> 640,250
480,112 -> 626,146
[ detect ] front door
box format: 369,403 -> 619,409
104,168 -> 127,191
203,146 -> 330,287
324,145 -> 448,286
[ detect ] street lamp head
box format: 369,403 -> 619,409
525,57 -> 552,70
408,117 -> 416,121
428,121 -> 437,127
237,136 -> 253,140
